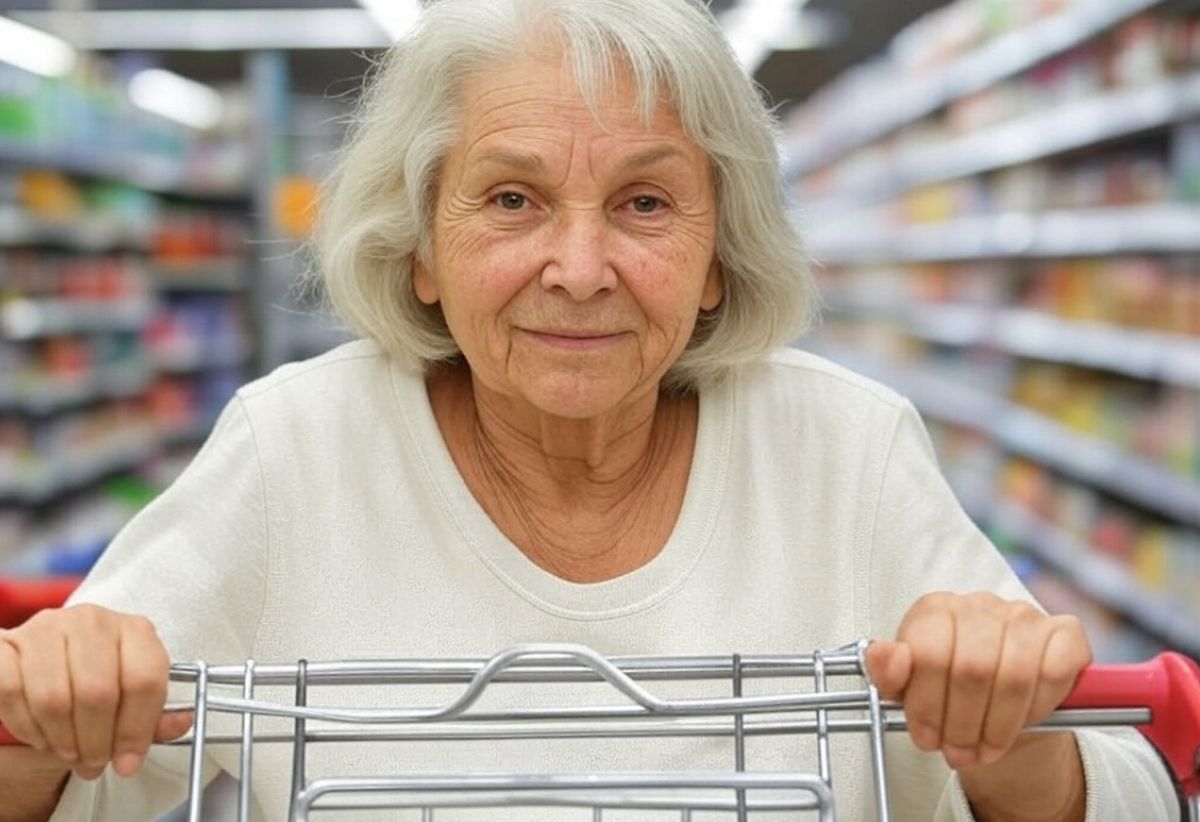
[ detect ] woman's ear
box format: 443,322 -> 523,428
412,256 -> 440,305
700,258 -> 723,311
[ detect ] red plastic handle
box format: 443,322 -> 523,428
1061,652 -> 1200,797
0,577 -> 81,629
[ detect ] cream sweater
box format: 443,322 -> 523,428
51,341 -> 1177,821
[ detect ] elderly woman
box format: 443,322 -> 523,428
0,0 -> 1180,820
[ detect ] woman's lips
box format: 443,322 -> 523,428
522,329 -> 628,351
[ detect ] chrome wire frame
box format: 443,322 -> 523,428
163,642 -> 1155,822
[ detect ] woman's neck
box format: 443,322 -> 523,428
426,363 -> 699,582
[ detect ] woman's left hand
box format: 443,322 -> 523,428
865,591 -> 1092,770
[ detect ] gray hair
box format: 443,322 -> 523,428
314,0 -> 815,391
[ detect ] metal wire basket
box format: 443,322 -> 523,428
138,641 -> 1199,822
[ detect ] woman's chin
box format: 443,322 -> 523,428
514,374 -> 648,421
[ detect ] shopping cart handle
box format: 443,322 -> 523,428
1062,652 -> 1200,796
0,576 -> 82,629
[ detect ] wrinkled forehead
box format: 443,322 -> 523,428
455,31 -> 686,134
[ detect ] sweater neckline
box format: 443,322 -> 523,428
389,363 -> 733,620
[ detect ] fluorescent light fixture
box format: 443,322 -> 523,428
356,0 -> 422,40
9,10 -> 392,51
721,0 -> 812,74
128,69 -> 224,131
0,15 -> 77,77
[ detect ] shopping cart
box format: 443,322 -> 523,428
2,639 -> 1198,821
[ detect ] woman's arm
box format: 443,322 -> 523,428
0,749 -> 71,822
958,733 -> 1085,822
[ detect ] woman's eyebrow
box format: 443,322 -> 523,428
469,148 -> 546,174
616,144 -> 690,173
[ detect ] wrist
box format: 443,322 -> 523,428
958,732 -> 1085,822
0,748 -> 71,822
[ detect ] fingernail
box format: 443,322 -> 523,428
114,753 -> 143,777
943,745 -> 979,769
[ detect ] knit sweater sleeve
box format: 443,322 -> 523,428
47,396 -> 271,822
868,400 -> 1180,822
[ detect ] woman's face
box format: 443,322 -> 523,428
414,50 -> 722,421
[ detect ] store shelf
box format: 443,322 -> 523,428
0,206 -> 151,252
161,417 -> 220,450
785,0 -> 1164,178
0,436 -> 159,507
0,366 -> 155,415
153,345 -> 251,375
150,259 -> 247,293
807,205 -> 1200,263
0,140 -> 250,202
827,299 -> 1200,389
805,342 -> 1200,527
980,498 -> 1200,657
0,297 -> 156,340
803,70 -> 1200,213
993,311 -> 1200,388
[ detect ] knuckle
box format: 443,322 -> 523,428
75,679 -> 119,711
963,591 -> 1001,610
1006,601 -> 1042,624
29,687 -> 72,719
914,591 -> 953,611
1053,613 -> 1083,631
952,657 -> 994,688
125,614 -> 158,638
123,667 -> 167,699
908,641 -> 950,675
992,668 -> 1036,699
71,604 -> 116,635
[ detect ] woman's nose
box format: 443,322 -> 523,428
540,209 -> 618,301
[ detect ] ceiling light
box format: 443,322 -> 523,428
355,0 -> 422,40
0,15 -> 77,77
8,10 -> 392,51
128,69 -> 224,131
721,0 -> 813,74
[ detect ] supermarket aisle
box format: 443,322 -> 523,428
0,0 -> 1196,672
789,0 -> 1200,661
0,2 -> 1196,820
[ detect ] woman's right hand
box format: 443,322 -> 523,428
0,605 -> 192,781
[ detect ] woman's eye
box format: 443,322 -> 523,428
495,192 -> 527,210
630,196 -> 664,214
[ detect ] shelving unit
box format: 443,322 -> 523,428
809,342 -> 1200,527
790,0 -> 1200,659
798,70 -> 1200,213
785,0 -> 1166,177
807,341 -> 1200,654
0,58 -> 256,574
824,300 -> 1200,389
807,204 -> 1200,262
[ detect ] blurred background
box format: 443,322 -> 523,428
0,0 -> 1197,666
